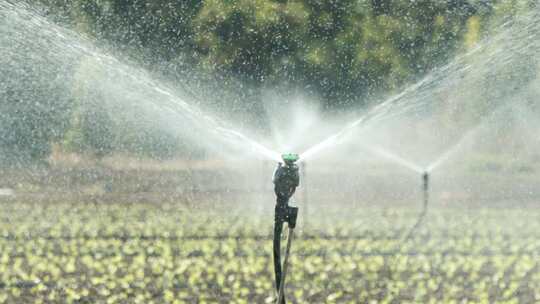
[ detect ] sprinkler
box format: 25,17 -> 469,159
272,153 -> 300,304
401,171 -> 430,243
422,171 -> 429,211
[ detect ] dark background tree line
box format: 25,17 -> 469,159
1,0 -> 535,162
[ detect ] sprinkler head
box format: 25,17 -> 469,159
422,171 -> 429,190
273,154 -> 300,204
281,153 -> 299,165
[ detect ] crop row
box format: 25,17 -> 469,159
0,201 -> 539,303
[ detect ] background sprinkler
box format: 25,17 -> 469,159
423,171 -> 429,213
301,162 -> 308,231
272,153 -> 300,304
400,170 -> 430,244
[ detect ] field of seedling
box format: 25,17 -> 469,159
1,200 -> 539,304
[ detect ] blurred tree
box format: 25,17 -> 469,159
191,0 -> 481,108
34,0 -> 531,111
63,99 -> 115,159
0,54 -> 73,163
23,0 -> 536,159
63,57 -> 115,158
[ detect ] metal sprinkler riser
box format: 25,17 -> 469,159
272,153 -> 300,304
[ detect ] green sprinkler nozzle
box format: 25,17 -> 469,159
281,153 -> 299,165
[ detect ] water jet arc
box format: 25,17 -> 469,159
0,1 -> 281,163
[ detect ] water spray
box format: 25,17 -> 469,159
272,153 -> 300,304
365,145 -> 423,174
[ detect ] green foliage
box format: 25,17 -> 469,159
192,0 -> 481,106
35,0 -> 524,109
